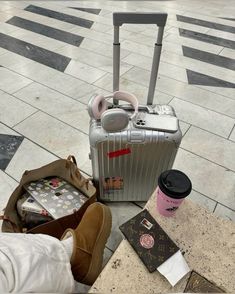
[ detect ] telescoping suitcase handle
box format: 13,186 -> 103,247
113,12 -> 167,105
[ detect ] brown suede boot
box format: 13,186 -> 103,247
61,202 -> 112,285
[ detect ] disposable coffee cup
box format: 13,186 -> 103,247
156,169 -> 192,217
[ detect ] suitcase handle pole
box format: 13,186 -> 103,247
113,25 -> 120,105
113,12 -> 167,105
147,26 -> 164,105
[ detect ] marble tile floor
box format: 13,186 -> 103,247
0,0 -> 234,291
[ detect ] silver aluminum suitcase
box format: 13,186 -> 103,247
89,12 -> 182,202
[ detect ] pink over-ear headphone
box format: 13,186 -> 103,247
88,91 -> 139,132
88,90 -> 139,119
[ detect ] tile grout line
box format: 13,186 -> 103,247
181,46 -> 235,72
165,90 -> 235,121
217,47 -> 225,55
2,89 -> 89,136
5,13 -> 112,45
1,63 -> 103,107
12,109 -> 39,129
178,28 -> 235,51
189,188 -> 235,212
0,31 -> 73,71
178,119 -> 234,141
213,202 -> 218,213
0,121 -> 59,159
175,91 -> 234,124
131,202 -> 145,210
181,122 -> 191,138
190,188 -> 217,204
0,31 -> 112,86
11,80 -> 35,95
2,122 -> 93,179
180,146 -> 235,173
0,4 -> 174,37
105,245 -> 114,254
10,11 -> 235,94
227,123 -> 235,140
23,4 -> 115,35
215,202 -> 235,213
90,75 -> 235,140
176,14 -> 235,34
179,11 -> 232,24
6,16 -> 85,47
2,30 -> 235,108
2,121 -> 91,178
2,169 -> 19,184
194,84 -> 235,101
165,95 -> 174,105
120,41 -> 235,90
118,61 -> 235,108
160,55 -> 235,86
164,37 -> 224,58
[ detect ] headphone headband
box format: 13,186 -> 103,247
88,90 -> 139,121
104,91 -> 139,118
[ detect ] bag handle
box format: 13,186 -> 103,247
66,155 -> 77,166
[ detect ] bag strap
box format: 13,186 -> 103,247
66,155 -> 93,190
74,170 -> 93,190
0,214 -> 18,232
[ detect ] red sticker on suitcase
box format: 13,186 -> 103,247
107,148 -> 131,158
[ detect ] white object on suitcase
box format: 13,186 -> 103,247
88,12 -> 182,202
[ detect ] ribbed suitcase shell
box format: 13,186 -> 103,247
89,105 -> 182,201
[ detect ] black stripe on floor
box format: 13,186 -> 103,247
179,28 -> 235,49
7,16 -> 84,47
186,69 -> 235,88
220,17 -> 235,22
177,15 -> 235,34
182,46 -> 235,71
0,134 -> 24,170
69,7 -> 101,15
0,32 -> 71,71
25,5 -> 93,28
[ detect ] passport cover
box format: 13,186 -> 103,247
119,209 -> 179,272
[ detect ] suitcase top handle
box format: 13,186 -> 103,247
113,12 -> 167,27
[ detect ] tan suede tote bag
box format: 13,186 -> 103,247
1,155 -> 96,239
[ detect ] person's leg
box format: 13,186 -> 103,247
0,202 -> 112,292
0,233 -> 75,293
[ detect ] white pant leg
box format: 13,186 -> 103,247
0,233 -> 75,293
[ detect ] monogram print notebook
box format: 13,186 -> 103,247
119,209 -> 179,272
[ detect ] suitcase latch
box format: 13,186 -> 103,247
128,130 -> 145,143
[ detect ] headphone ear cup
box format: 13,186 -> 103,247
88,95 -> 108,119
101,109 -> 129,132
88,95 -> 96,118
